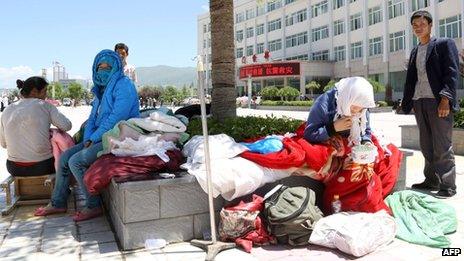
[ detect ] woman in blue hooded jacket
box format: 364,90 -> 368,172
35,50 -> 140,221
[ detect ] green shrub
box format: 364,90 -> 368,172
261,86 -> 279,100
277,86 -> 300,101
376,101 -> 388,107
323,80 -> 337,92
455,109 -> 464,129
459,99 -> 464,108
260,100 -> 314,106
367,79 -> 386,93
187,116 -> 304,142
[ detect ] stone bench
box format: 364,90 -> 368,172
394,149 -> 414,192
401,125 -> 464,155
101,173 -> 224,250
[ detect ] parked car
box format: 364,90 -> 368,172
62,98 -> 72,106
45,99 -> 61,107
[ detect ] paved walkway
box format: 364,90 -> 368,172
0,110 -> 463,260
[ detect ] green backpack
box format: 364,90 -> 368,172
264,186 -> 324,246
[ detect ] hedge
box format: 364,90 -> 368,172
187,116 -> 304,142
260,100 -> 314,107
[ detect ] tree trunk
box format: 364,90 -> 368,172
210,0 -> 236,121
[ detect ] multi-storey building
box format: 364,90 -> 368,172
198,0 -> 463,98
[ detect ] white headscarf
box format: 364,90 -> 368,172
333,77 -> 376,146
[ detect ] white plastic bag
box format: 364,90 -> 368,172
182,134 -> 248,164
309,210 -> 396,257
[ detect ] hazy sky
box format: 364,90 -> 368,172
0,0 -> 209,88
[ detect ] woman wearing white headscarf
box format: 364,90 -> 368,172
303,77 -> 376,146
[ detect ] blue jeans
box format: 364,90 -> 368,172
51,142 -> 103,209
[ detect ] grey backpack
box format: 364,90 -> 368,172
264,186 -> 324,246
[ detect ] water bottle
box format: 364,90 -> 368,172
145,238 -> 167,250
332,194 -> 342,214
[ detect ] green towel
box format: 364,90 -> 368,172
385,190 -> 457,248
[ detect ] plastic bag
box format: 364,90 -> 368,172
309,210 -> 396,257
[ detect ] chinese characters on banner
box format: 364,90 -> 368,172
239,62 -> 300,79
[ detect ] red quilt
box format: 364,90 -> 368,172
240,123 -> 402,215
84,150 -> 184,195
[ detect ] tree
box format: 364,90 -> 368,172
277,86 -> 300,101
138,85 -> 162,101
47,82 -> 64,100
367,79 -> 385,93
305,81 -> 320,98
323,80 -> 337,92
210,0 -> 236,120
261,86 -> 279,101
161,86 -> 179,103
68,82 -> 85,105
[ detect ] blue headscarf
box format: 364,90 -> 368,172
92,50 -> 123,92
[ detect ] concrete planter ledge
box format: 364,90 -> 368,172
102,172 -> 224,250
400,125 -> 464,155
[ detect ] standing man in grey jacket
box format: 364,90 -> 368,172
402,10 -> 459,198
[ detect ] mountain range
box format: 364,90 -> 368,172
136,65 -> 196,88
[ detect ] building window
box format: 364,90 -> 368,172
236,48 -> 243,58
312,25 -> 329,42
333,19 -> 345,36
285,0 -> 296,4
311,0 -> 328,18
256,24 -> 265,35
203,24 -> 207,33
236,30 -> 244,42
286,9 -> 307,26
257,43 -> 265,54
208,23 -> 211,32
286,32 -> 308,48
236,12 -> 245,23
333,0 -> 345,9
369,37 -> 383,56
203,40 -> 206,49
268,18 -> 282,32
208,38 -> 211,48
389,31 -> 405,52
351,41 -> 363,59
312,50 -> 329,61
286,54 -> 308,61
368,6 -> 383,25
334,45 -> 346,61
269,39 -> 282,51
350,13 -> 362,31
246,27 -> 254,38
246,45 -> 254,56
411,0 -> 429,12
267,0 -> 282,12
388,0 -> 404,19
257,6 -> 265,16
349,0 -> 357,2
439,15 -> 462,38
246,9 -> 255,20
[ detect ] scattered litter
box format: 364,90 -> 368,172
159,173 -> 176,179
